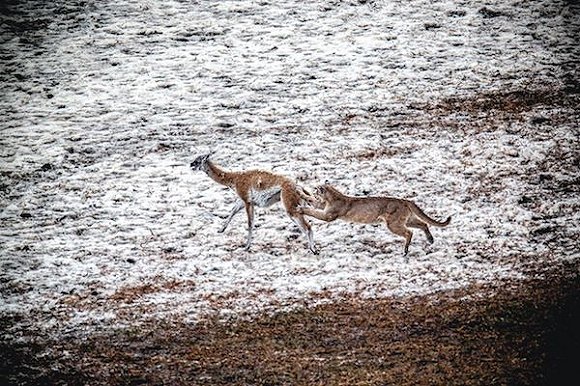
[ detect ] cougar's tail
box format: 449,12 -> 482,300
408,201 -> 451,227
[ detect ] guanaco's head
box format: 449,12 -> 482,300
190,153 -> 213,171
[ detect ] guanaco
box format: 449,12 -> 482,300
190,154 -> 319,254
299,184 -> 451,257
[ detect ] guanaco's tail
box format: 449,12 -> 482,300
407,201 -> 451,227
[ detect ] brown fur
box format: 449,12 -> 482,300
299,184 -> 451,256
191,154 -> 318,254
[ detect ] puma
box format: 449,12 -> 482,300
299,184 -> 451,256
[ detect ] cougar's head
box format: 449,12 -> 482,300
190,153 -> 212,170
313,185 -> 326,197
314,184 -> 343,203
313,184 -> 332,202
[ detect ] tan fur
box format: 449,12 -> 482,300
299,184 -> 451,256
191,154 -> 318,254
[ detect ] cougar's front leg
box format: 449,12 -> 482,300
300,207 -> 338,222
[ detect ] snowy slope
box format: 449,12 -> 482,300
1,0 -> 579,337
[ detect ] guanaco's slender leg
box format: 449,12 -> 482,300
292,215 -> 319,255
219,200 -> 245,233
281,189 -> 319,255
244,202 -> 255,251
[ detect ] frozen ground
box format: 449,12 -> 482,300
1,0 -> 579,342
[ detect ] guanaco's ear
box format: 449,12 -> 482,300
190,153 -> 212,169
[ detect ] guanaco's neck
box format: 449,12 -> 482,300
204,161 -> 234,187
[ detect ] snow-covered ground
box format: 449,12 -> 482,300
1,0 -> 579,339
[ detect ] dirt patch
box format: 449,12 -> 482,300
2,262 -> 578,386
434,88 -> 578,114
109,279 -> 197,304
398,84 -> 580,134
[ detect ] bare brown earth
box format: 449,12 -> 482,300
1,259 -> 578,386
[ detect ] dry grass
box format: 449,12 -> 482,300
2,262 -> 578,386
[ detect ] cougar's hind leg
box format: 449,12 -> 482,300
386,220 -> 413,258
406,216 -> 434,244
219,200 -> 245,233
